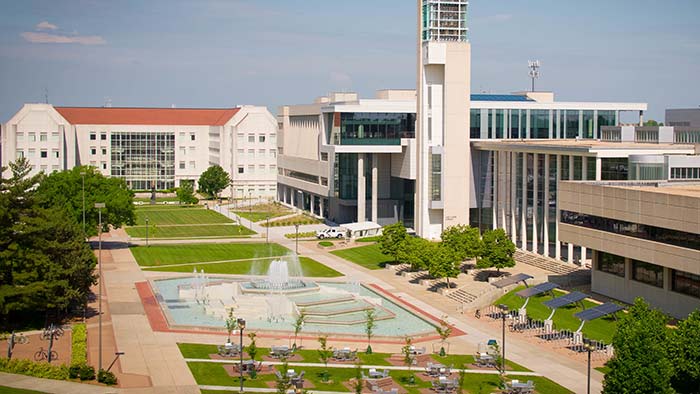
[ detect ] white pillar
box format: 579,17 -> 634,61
320,197 -> 325,219
532,153 -> 539,254
567,155 -> 574,263
555,155 -> 561,261
521,152 -> 527,249
595,157 -> 602,181
581,156 -> 588,264
543,154 -> 550,258
371,153 -> 378,223
492,151 -> 498,229
358,154 -> 366,222
500,151 -> 507,231
310,194 -> 315,216
510,151 -> 517,242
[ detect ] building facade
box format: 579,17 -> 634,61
1,104 -> 278,198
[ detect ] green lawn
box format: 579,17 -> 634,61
130,243 -> 289,266
144,256 -> 342,277
126,224 -> 255,238
233,203 -> 293,223
494,287 -> 619,343
133,207 -> 232,225
262,214 -> 322,227
331,243 -> 393,270
430,354 -> 530,372
0,387 -> 46,394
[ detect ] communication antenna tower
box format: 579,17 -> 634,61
528,60 -> 541,92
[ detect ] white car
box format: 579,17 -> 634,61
316,228 -> 345,239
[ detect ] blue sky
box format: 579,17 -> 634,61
1,0 -> 699,122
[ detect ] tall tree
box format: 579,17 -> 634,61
397,237 -> 433,271
427,243 -> 461,289
668,310 -> 700,393
378,222 -> 408,263
35,166 -> 135,236
176,180 -> 199,205
477,229 -> 516,274
364,309 -> 376,354
603,298 -> 674,394
198,165 -> 231,199
441,225 -> 482,261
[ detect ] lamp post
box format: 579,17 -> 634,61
498,304 -> 509,375
145,216 -> 150,247
294,223 -> 300,255
95,202 -> 106,372
237,318 -> 246,393
584,340 -> 596,394
80,171 -> 86,234
266,215 -> 270,244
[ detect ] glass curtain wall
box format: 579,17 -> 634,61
601,158 -> 628,180
563,110 -> 580,139
110,132 -> 175,190
597,111 -> 616,138
583,111 -> 595,139
339,113 -> 415,145
531,110 -> 550,139
470,109 -> 481,138
510,110 -> 521,139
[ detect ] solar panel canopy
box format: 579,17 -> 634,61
575,302 -> 624,321
516,282 -> 559,298
491,273 -> 534,288
543,291 -> 588,309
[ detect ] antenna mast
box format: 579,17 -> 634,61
528,60 -> 541,92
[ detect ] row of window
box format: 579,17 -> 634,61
236,133 -> 276,145
236,149 -> 277,159
236,164 -> 277,175
670,167 -> 700,180
16,149 -> 60,159
16,132 -> 60,143
596,251 -> 700,298
561,210 -> 700,250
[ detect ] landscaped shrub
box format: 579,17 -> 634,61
70,323 -> 87,365
318,241 -> 334,247
98,368 -> 118,385
284,231 -> 316,239
79,364 -> 96,381
0,357 -> 70,380
68,364 -> 81,379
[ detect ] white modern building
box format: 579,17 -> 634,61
1,104 -> 278,198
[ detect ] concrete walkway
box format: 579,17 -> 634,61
0,372 -> 119,394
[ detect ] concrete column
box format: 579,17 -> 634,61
510,151 -> 517,242
595,157 -> 602,181
568,155 -> 574,263
291,187 -> 295,207
532,153 -> 539,254
543,154 -> 550,258
521,152 -> 528,249
310,194 -> 315,216
320,197 -> 325,219
500,151 -> 507,231
492,151 -> 498,229
357,154 -> 366,222
371,153 -> 378,223
581,156 -> 588,264
555,155 -> 561,261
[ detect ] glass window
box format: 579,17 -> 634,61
237,166 -> 244,174
430,153 -> 442,201
248,135 -> 255,143
101,162 -> 107,170
601,158 -> 628,180
632,260 -> 663,288
237,134 -> 245,144
582,111 -> 595,139
237,149 -> 244,156
190,134 -> 195,141
470,109 -> 481,139
16,150 -> 24,159
258,149 -> 265,156
40,133 -> 48,142
17,133 -> 24,142
91,147 -> 97,155
247,165 -> 255,173
321,152 -> 329,161
102,148 -> 107,155
509,110 -> 521,139
52,150 -> 59,158
40,150 -> 48,158
101,133 -> 107,140
564,110 -> 579,139
339,112 -> 415,145
597,251 -> 625,277
189,161 -> 195,169
321,177 -> 328,186
258,165 -> 265,172
89,133 -> 96,141
248,149 -> 255,157
269,134 -> 276,142
270,149 -> 277,158
259,135 -> 266,143
29,133 -> 37,142
27,149 -> 35,158
672,270 -> 700,299
269,164 -> 276,173
179,162 -> 186,169
51,132 -> 59,142
531,110 -> 549,139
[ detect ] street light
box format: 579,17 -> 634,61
80,171 -> 86,234
95,202 -> 106,372
294,223 -> 300,255
583,339 -> 596,394
498,304 -> 509,375
266,215 -> 270,244
145,216 -> 150,247
237,318 -> 246,393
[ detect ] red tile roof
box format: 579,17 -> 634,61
54,107 -> 240,126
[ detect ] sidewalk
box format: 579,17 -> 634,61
0,372 -> 119,394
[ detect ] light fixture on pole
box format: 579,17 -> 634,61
237,318 -> 246,393
528,60 -> 540,92
498,304 -> 509,376
266,215 -> 270,244
145,216 -> 150,247
95,202 -> 106,372
294,223 -> 300,255
584,339 -> 596,394
80,171 -> 86,234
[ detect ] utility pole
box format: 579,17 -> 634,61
528,60 -> 540,92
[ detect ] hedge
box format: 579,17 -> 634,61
0,358 -> 70,380
284,231 -> 316,239
70,323 -> 87,366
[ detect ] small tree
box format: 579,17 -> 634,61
397,237 -> 432,271
427,243 -> 461,289
275,361 -> 292,394
668,310 -> 700,393
457,363 -> 466,394
176,180 -> 199,205
198,165 -> 231,200
365,309 -> 376,354
603,298 -> 674,394
477,229 -> 516,274
441,225 -> 482,262
401,336 -> 416,385
378,222 -> 408,263
353,360 -> 364,394
292,311 -> 307,350
317,335 -> 333,382
247,332 -> 259,379
224,308 -> 237,344
435,315 -> 453,356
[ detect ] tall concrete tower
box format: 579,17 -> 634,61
416,0 -> 472,239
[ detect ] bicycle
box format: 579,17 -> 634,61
8,332 -> 29,345
474,309 -> 481,319
34,347 -> 58,362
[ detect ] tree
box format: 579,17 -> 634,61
644,119 -> 664,127
364,309 -> 376,354
247,332 -> 258,361
477,229 -> 516,274
0,159 -> 97,325
378,222 -> 408,263
668,310 -> 700,393
427,243 -> 461,289
441,225 -> 482,262
176,180 -> 199,205
603,298 -> 674,394
35,165 -> 135,236
275,361 -> 292,394
397,237 -> 433,271
224,308 -> 237,343
198,165 -> 231,199
317,335 -> 333,382
292,311 -> 306,350
401,336 -> 416,384
435,315 -> 453,356
353,360 -> 364,394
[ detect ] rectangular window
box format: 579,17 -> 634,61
179,132 -> 186,141
258,149 -> 265,156
632,260 -> 663,288
248,135 -> 255,143
102,148 -> 107,155
259,135 -> 266,143
101,162 -> 107,170
672,270 -> 700,299
189,146 -> 195,153
321,177 -> 328,186
40,150 -> 48,158
270,149 -> 277,158
179,147 -> 186,156
596,251 -> 625,277
40,165 -> 47,171
100,133 -> 107,140
91,147 -> 97,155
52,165 -> 59,172
430,153 -> 442,201
51,132 -> 59,142
278,147 -> 284,155
17,133 -> 25,143
270,164 -> 277,173
237,149 -> 245,157
237,133 -> 245,145
248,149 -> 255,158
190,134 -> 196,141
29,133 -> 36,142
89,133 -> 96,141
237,166 -> 244,174
189,161 -> 195,169
248,165 -> 255,173
258,164 -> 266,172
321,152 -> 329,161
40,133 -> 48,142
179,162 -> 186,169
16,150 -> 24,159
52,150 -> 59,158
27,149 -> 35,158
270,134 -> 276,143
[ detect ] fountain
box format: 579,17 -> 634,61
242,256 -> 317,294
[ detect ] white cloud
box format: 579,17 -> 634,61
21,32 -> 106,45
36,21 -> 58,31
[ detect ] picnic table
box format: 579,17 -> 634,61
217,343 -> 241,357
270,345 -> 291,359
505,379 -> 535,394
431,376 -> 458,393
332,347 -> 358,361
408,345 -> 426,355
368,368 -> 390,379
425,362 -> 451,377
475,352 -> 497,368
